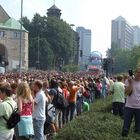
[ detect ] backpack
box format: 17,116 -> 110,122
44,105 -> 54,135
52,89 -> 69,110
3,102 -> 20,129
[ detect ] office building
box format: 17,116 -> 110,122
132,26 -> 140,46
111,16 -> 133,49
76,27 -> 91,67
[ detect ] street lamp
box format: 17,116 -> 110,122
36,22 -> 41,70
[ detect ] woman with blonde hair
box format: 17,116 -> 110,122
16,82 -> 34,140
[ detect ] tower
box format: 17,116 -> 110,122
47,1 -> 61,18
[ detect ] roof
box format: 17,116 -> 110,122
0,5 -> 10,23
0,18 -> 27,31
48,4 -> 61,11
115,16 -> 126,22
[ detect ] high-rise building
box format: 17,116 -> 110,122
132,26 -> 140,46
76,27 -> 91,67
111,16 -> 133,49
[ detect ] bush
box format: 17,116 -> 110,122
53,97 -> 140,140
62,64 -> 78,72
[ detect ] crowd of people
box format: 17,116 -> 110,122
0,67 -> 140,139
0,71 -> 110,140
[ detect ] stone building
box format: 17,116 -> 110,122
0,5 -> 28,72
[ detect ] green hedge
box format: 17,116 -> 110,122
53,97 -> 140,140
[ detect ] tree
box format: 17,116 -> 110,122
106,42 -> 140,74
45,17 -> 75,64
21,16 -> 30,31
106,42 -> 135,74
29,37 -> 54,70
22,13 -> 78,70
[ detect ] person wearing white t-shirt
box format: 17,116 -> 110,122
32,80 -> 46,140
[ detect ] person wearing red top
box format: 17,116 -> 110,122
21,102 -> 33,116
16,82 -> 34,140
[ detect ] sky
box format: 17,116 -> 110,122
1,0 -> 140,57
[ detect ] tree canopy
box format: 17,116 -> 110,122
22,13 -> 78,70
107,43 -> 140,74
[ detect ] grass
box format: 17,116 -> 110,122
52,97 -> 140,140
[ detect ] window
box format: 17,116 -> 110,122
0,31 -> 5,38
13,32 -> 20,39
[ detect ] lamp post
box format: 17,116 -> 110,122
19,0 -> 23,75
36,22 -> 41,70
36,35 -> 40,69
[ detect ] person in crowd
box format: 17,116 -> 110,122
61,82 -> 70,124
10,82 -> 18,101
87,77 -> 96,103
123,74 -> 129,103
109,75 -> 125,117
49,79 -> 62,132
9,81 -> 18,140
45,93 -> 56,137
76,88 -> 83,116
108,77 -> 114,87
67,81 -> 81,121
43,80 -> 56,138
42,80 -> 49,92
122,67 -> 140,137
0,84 -> 17,140
95,78 -> 102,99
101,75 -> 110,98
16,82 -> 34,140
32,80 -> 47,140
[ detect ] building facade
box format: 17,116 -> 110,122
0,5 -> 28,71
132,26 -> 140,46
76,27 -> 91,68
111,16 -> 133,49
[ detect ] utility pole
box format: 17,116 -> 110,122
19,0 -> 23,75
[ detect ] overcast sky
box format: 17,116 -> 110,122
1,0 -> 140,57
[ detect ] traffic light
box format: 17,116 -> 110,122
80,50 -> 83,57
102,58 -> 108,70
